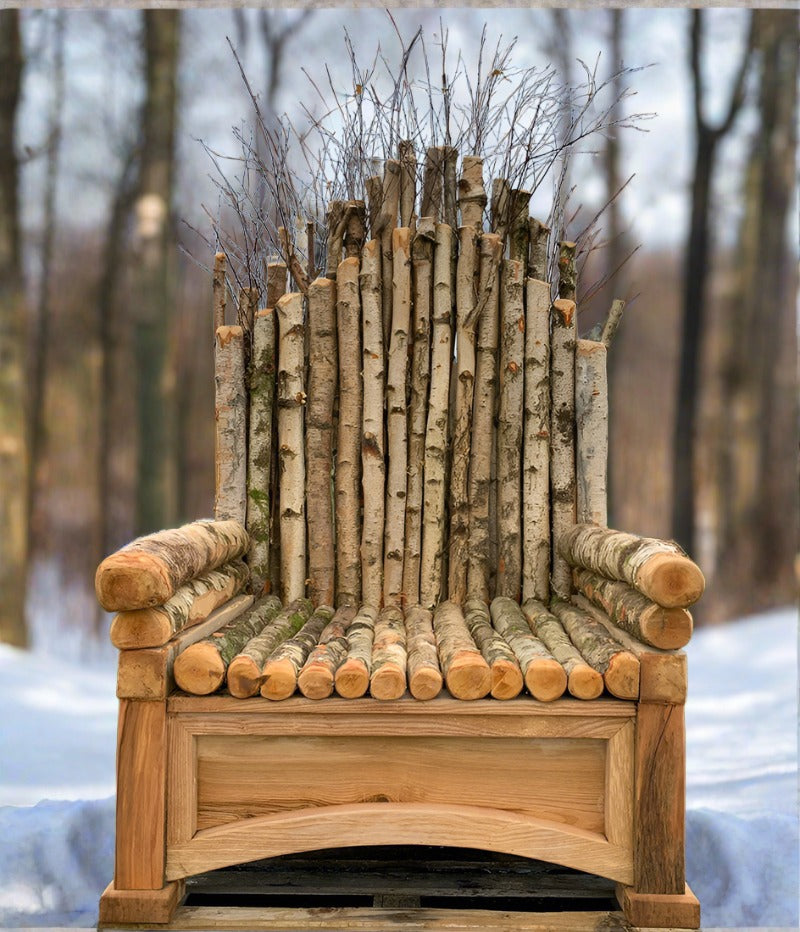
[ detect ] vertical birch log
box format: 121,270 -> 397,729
214,326 -> 247,525
491,178 -> 511,243
550,297 -> 577,598
521,599 -> 604,700
442,146 -> 458,229
380,159 -> 401,346
360,240 -> 385,607
246,306 -> 276,595
225,598 -> 313,698
558,240 -> 577,302
496,258 -> 525,600
297,605 -> 357,699
527,219 -> 550,282
508,190 -> 531,264
489,597 -> 566,701
325,200 -> 345,280
463,598 -> 523,700
294,217 -> 308,287
421,146 -> 445,220
575,339 -> 608,526
275,292 -> 307,602
383,227 -> 412,607
402,218 -> 435,605
336,257 -> 362,606
457,156 -> 486,231
399,140 -> 417,228
433,601 -> 492,700
261,605 -> 335,700
420,223 -> 454,608
370,605 -> 408,700
213,252 -> 227,330
522,277 -> 551,602
448,226 -> 479,602
343,200 -> 366,259
365,175 -> 383,240
467,233 -> 503,601
306,277 -> 337,606
405,605 -> 443,700
335,603 -> 378,698
266,263 -> 288,597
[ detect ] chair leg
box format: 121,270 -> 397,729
618,701 -> 700,929
98,880 -> 185,925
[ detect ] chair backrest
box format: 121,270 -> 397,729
214,154 -> 608,615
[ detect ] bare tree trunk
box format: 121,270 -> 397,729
0,9 -> 28,646
133,10 -> 181,535
672,10 -> 753,555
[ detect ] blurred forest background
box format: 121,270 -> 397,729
0,7 -> 796,658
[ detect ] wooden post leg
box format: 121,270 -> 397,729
617,701 -> 700,929
99,699 -> 184,925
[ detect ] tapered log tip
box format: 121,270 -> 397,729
95,552 -> 172,611
261,658 -> 298,700
370,665 -> 407,701
640,553 -> 706,607
335,662 -> 371,699
309,276 -> 335,294
604,651 -> 640,701
409,667 -> 444,701
174,643 -> 226,696
490,660 -> 524,701
567,664 -> 604,700
226,655 -> 263,699
552,298 -> 576,328
109,609 -> 170,649
525,658 -> 568,702
445,654 -> 492,701
642,607 -> 694,650
298,667 -> 335,700
215,324 -> 243,347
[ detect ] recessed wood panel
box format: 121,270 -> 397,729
195,734 -> 606,833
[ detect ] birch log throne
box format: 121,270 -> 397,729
98,149 -> 703,930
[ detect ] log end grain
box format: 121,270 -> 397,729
409,666 -> 444,701
96,552 -> 172,612
445,653 -> 492,701
298,666 -> 335,701
639,553 -> 706,608
334,659 -> 370,699
524,658 -> 568,702
173,643 -> 226,696
566,663 -> 604,700
642,607 -> 694,650
490,659 -> 524,701
603,650 -> 640,700
109,609 -> 170,650
225,654 -> 263,699
261,658 -> 298,701
370,664 -> 407,701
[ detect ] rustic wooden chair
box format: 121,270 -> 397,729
97,151 -> 702,930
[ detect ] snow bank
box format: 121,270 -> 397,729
0,608 -> 796,929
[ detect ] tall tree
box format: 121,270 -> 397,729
132,10 -> 181,535
715,10 -> 799,606
0,10 -> 28,646
671,10 -> 754,555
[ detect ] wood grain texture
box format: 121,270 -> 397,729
167,802 -> 633,883
98,880 -> 184,925
634,702 -> 686,894
115,700 -> 168,888
116,596 -> 254,700
194,733 -> 606,833
616,883 -> 700,929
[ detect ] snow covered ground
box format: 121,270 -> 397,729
0,607 -> 796,929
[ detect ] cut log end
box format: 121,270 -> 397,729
444,653 -> 492,701
334,660 -> 370,699
109,610 -> 170,650
638,553 -> 706,608
297,666 -> 335,701
409,667 -> 443,701
641,607 -> 694,650
173,643 -> 226,696
96,552 -> 171,612
604,651 -> 640,700
370,664 -> 407,701
524,658 -> 568,702
490,659 -> 524,701
225,654 -> 263,699
260,658 -> 298,701
566,663 -> 604,700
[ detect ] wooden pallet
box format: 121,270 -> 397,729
98,846 -> 698,930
